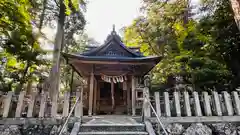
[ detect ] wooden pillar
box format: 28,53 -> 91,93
111,82 -> 115,113
127,80 -> 131,115
93,79 -> 97,115
123,82 -> 127,106
97,82 -> 100,112
131,76 -> 136,116
88,72 -> 94,116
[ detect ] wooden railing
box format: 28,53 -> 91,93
0,90 -> 83,118
150,91 -> 240,117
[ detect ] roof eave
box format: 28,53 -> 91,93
62,53 -> 162,63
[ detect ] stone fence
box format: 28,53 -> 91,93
148,91 -> 240,124
151,91 -> 240,117
0,91 -> 83,119
0,90 -> 240,124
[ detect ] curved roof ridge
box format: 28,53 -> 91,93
81,30 -> 143,57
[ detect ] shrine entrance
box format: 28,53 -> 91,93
98,81 -> 126,115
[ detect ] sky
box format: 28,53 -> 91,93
41,0 -> 200,49
84,0 -> 200,44
85,0 -> 143,43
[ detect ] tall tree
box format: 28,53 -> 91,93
229,0 -> 240,30
0,0 -> 47,93
48,0 -> 86,99
124,0 -> 233,92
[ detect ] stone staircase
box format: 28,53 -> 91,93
77,116 -> 149,135
78,124 -> 148,135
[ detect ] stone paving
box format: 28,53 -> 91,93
85,115 -> 139,125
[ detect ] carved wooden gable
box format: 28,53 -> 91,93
95,40 -> 135,57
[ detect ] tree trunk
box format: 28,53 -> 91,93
26,80 -> 33,95
15,61 -> 31,94
230,0 -> 240,30
49,0 -> 66,100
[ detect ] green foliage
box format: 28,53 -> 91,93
0,0 -> 48,92
124,0 -> 237,92
0,0 -> 88,93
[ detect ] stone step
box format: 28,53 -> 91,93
78,131 -> 148,135
79,124 -> 145,132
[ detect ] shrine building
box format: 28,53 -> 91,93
62,27 -> 161,116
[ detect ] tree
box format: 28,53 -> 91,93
229,0 -> 240,30
30,0 -> 86,99
123,0 -> 234,92
199,0 -> 240,89
0,0 -> 47,93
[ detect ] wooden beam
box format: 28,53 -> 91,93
70,59 -> 155,65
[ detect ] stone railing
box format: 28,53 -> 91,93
1,90 -> 240,124
148,91 -> 240,124
0,90 -> 83,120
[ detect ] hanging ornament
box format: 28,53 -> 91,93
113,77 -> 116,83
100,73 -> 128,83
120,76 -> 123,82
117,77 -> 120,82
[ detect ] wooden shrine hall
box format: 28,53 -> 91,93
62,27 -> 161,116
